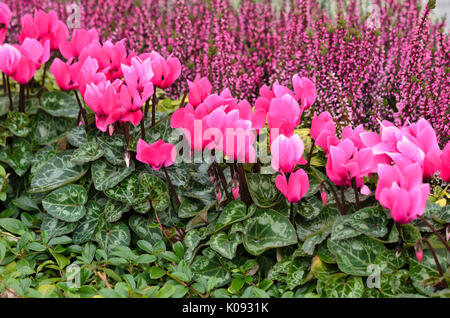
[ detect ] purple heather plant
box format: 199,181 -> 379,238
4,0 -> 449,143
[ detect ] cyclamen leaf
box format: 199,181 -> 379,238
42,184 -> 88,222
72,201 -> 103,244
97,135 -> 127,165
94,221 -> 131,254
324,274 -> 364,298
214,200 -> 248,232
210,232 -> 242,260
71,141 -> 104,164
246,173 -> 281,208
6,111 -> 30,137
40,91 -> 79,119
29,151 -> 89,193
104,199 -> 131,223
0,138 -> 32,176
91,158 -> 135,191
41,214 -> 77,238
104,173 -> 139,204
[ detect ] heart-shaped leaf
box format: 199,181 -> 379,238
178,197 -> 204,218
97,135 -> 127,165
331,215 -> 361,241
128,214 -> 164,245
72,201 -> 104,244
42,184 -> 88,222
349,206 -> 388,238
327,235 -> 387,276
243,208 -> 297,255
139,171 -> 170,211
40,91 -> 79,118
71,141 -> 104,164
0,138 -> 32,176
104,199 -> 131,223
30,151 -> 89,193
246,173 -> 281,208
41,214 -> 77,238
67,125 -> 88,147
104,173 -> 139,204
94,221 -> 131,254
210,231 -> 242,259
91,158 -> 135,191
324,274 -> 364,298
29,111 -> 59,145
295,196 -> 323,220
215,200 -> 248,232
191,248 -> 231,288
6,111 -> 30,137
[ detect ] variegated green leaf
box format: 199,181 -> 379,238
215,200 -> 248,232
91,158 -> 135,191
42,184 -> 88,222
246,173 -> 281,208
327,235 -> 387,276
6,111 -> 30,137
29,151 -> 89,193
104,173 -> 139,204
72,201 -> 103,244
210,231 -> 242,260
29,110 -> 59,145
105,199 -> 131,223
71,141 -> 104,164
349,206 -> 388,238
243,208 -> 297,255
94,221 -> 131,254
178,197 -> 204,218
191,248 -> 231,288
331,215 -> 361,241
41,214 -> 77,238
0,138 -> 32,176
297,204 -> 340,240
295,196 -> 323,220
67,125 -> 88,147
324,274 -> 364,298
128,214 -> 164,244
139,171 -> 170,211
40,91 -> 79,118
97,135 -> 127,165
409,249 -> 448,295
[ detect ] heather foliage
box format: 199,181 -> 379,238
5,0 -> 450,143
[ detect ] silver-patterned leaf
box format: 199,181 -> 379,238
104,173 -> 139,204
0,138 -> 32,176
210,231 -> 242,260
94,221 -> 131,254
42,184 -> 87,222
71,141 -> 104,164
104,199 -> 131,223
6,111 -> 30,137
29,150 -> 89,193
97,135 -> 127,165
72,201 -> 103,244
40,91 -> 79,118
91,158 -> 135,191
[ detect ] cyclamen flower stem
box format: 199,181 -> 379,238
419,237 -> 448,289
144,99 -> 150,119
73,90 -> 88,126
153,204 -> 171,244
2,73 -> 6,93
213,160 -> 230,201
351,178 -> 360,210
18,84 -> 25,113
140,116 -> 146,139
162,165 -> 180,207
123,122 -> 130,147
179,91 -> 188,108
418,215 -> 450,253
319,180 -> 345,215
151,94 -> 158,127
236,162 -> 253,207
6,77 -> 12,111
290,203 -> 295,224
340,187 -> 346,214
41,60 -> 49,87
305,140 -> 316,172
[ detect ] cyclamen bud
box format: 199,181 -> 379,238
231,178 -> 240,200
320,191 -> 327,206
446,225 -> 450,242
215,184 -> 222,202
232,187 -> 239,200
415,241 -> 423,263
109,124 -> 114,136
123,151 -> 131,168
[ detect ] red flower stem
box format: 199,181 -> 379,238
419,237 -> 448,289
140,116 -> 146,139
305,139 -> 316,172
290,202 -> 295,224
162,165 -> 180,207
2,72 -> 6,93
73,90 -> 88,125
42,60 -> 49,87
340,186 -> 346,214
6,77 -> 12,111
179,91 -> 188,108
351,178 -> 360,210
123,122 -> 130,148
144,99 -> 150,119
151,94 -> 158,127
236,162 -> 253,207
319,180 -> 345,215
418,215 -> 450,253
18,84 -> 25,112
213,160 -> 230,201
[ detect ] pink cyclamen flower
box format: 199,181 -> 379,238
439,142 -> 450,182
326,138 -> 357,186
115,84 -> 144,127
59,28 -> 99,62
50,58 -> 78,91
232,186 -> 239,200
0,3 -> 12,44
19,10 -> 69,51
376,163 -> 429,224
292,74 -> 317,111
310,111 -> 336,154
0,44 -> 21,77
188,75 -> 212,107
121,56 -> 154,104
271,134 -> 307,173
275,169 -> 309,203
136,139 -> 176,171
83,79 -> 121,132
141,51 -> 181,89
321,191 -> 327,206
267,94 -> 302,139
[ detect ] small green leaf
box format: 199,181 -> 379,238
91,158 -> 135,191
246,173 -> 281,208
42,184 -> 87,222
210,231 -> 242,260
71,141 -> 104,164
324,274 -> 364,298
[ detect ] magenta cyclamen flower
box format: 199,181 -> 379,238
59,28 -> 99,62
141,51 -> 181,89
188,75 -> 212,107
267,93 -> 301,138
376,163 -> 429,224
19,10 -> 69,51
292,75 -> 317,111
310,111 -> 337,154
275,169 -> 309,203
271,134 -> 307,173
50,58 -> 78,91
136,139 -> 176,171
121,56 -> 154,104
440,143 -> 450,182
0,3 -> 12,44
